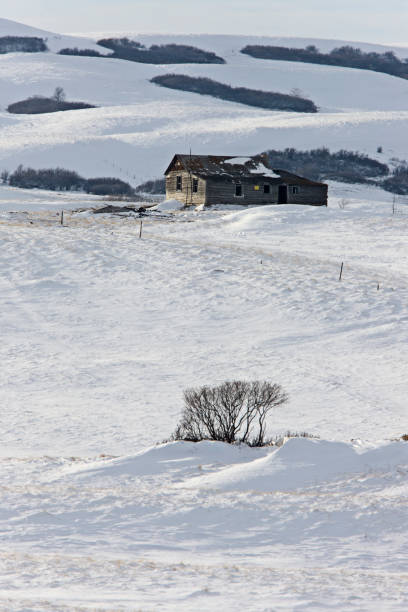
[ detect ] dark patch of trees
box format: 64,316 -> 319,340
173,380 -> 288,446
264,148 -> 389,183
381,165 -> 408,194
0,36 -> 48,54
59,47 -> 103,57
241,44 -> 408,80
136,178 -> 166,194
7,88 -> 96,114
96,38 -> 225,64
9,166 -> 84,191
7,166 -> 133,195
84,177 -> 134,196
150,74 -> 318,113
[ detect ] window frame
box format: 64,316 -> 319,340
192,178 -> 198,193
292,185 -> 300,195
176,175 -> 182,191
263,183 -> 271,194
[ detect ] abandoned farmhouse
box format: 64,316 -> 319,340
165,154 -> 328,207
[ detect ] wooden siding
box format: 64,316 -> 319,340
166,169 -> 327,207
205,178 -> 276,205
166,170 -> 206,206
286,183 -> 328,206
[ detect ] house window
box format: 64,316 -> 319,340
263,184 -> 270,194
235,183 -> 243,197
292,186 -> 299,194
193,178 -> 198,193
176,175 -> 182,191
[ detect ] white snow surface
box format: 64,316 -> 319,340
1,179 -> 408,610
2,19 -> 408,611
153,198 -> 184,211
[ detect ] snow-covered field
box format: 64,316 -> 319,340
1,18 -> 408,611
1,179 -> 408,610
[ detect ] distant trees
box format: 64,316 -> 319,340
97,38 -> 225,64
136,178 -> 166,194
151,74 -> 318,112
173,380 -> 288,446
0,36 -> 48,54
381,164 -> 408,194
264,148 -> 389,182
58,40 -> 225,63
7,91 -> 96,114
9,166 -> 84,191
53,87 -> 66,103
7,166 -> 134,195
84,177 -> 134,196
59,47 -> 103,57
241,44 -> 408,80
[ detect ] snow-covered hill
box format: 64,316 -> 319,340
0,20 -> 408,184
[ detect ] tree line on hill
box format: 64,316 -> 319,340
264,148 -> 408,193
136,178 -> 166,194
241,44 -> 408,80
382,164 -> 408,195
0,34 -> 225,65
265,148 -> 389,183
59,47 -> 102,57
7,87 -> 96,115
60,38 -> 225,64
150,74 -> 318,112
0,36 -> 47,53
3,166 -> 133,195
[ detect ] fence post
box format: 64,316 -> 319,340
339,262 -> 343,281
139,220 -> 143,239
60,211 -> 64,226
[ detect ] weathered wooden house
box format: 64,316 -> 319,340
165,154 -> 328,207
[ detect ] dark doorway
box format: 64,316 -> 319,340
278,185 -> 287,204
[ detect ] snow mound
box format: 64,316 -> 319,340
220,203 -> 325,233
152,198 -> 184,211
63,440 -> 265,480
177,437 -> 408,492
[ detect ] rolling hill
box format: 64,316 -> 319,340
0,19 -> 408,186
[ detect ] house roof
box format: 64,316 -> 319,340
164,154 -> 326,186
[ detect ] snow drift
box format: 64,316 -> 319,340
177,437 -> 408,492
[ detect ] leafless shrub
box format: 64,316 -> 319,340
173,380 -> 288,447
401,434 -> 408,441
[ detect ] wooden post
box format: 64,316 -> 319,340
60,211 -> 64,226
377,282 -> 380,290
339,261 -> 343,281
139,219 -> 143,239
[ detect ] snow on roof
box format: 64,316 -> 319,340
250,162 -> 281,179
228,156 -> 253,165
167,154 -> 285,181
